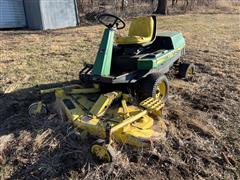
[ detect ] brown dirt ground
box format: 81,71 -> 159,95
0,13 -> 240,179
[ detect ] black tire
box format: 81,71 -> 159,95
28,102 -> 48,117
90,139 -> 116,163
137,73 -> 169,102
178,62 -> 195,78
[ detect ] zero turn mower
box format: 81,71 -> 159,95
28,13 -> 194,162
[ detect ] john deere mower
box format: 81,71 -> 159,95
28,14 -> 194,162
80,13 -> 195,101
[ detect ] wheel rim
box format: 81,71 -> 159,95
187,66 -> 193,76
155,81 -> 167,100
28,102 -> 47,117
91,144 -> 111,162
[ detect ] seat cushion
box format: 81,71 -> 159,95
115,35 -> 152,45
115,16 -> 154,45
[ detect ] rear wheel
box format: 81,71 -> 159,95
137,73 -> 169,102
178,62 -> 195,78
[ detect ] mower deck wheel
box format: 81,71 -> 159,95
138,73 -> 169,102
178,62 -> 195,78
28,101 -> 48,117
90,139 -> 116,163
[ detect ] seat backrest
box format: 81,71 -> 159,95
128,16 -> 155,40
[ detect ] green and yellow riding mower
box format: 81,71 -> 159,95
28,14 -> 194,162
80,13 -> 195,102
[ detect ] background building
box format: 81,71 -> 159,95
0,0 -> 80,30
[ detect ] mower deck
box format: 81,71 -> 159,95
29,84 -> 166,162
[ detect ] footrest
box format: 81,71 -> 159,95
140,97 -> 164,112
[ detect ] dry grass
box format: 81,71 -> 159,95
0,13 -> 240,179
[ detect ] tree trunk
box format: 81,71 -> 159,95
121,0 -> 125,11
155,0 -> 168,15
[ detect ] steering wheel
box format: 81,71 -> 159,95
97,13 -> 125,30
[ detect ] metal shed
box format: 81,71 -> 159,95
24,0 -> 79,30
0,0 -> 79,30
0,0 -> 26,28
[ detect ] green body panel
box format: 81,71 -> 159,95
92,30 -> 185,73
157,32 -> 185,50
138,32 -> 185,70
93,29 -> 114,76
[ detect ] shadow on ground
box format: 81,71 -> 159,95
0,80 -> 96,178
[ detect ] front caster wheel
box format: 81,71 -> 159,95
28,101 -> 48,117
90,139 -> 116,163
